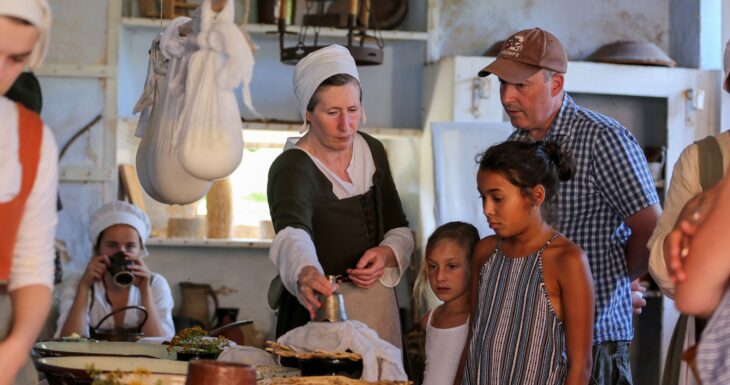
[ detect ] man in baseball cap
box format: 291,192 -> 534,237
478,27 -> 567,82
0,1 -> 58,385
478,28 -> 661,385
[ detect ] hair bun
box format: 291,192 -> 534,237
541,141 -> 576,182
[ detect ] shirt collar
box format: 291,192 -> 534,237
543,92 -> 575,143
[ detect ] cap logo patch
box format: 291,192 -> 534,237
501,35 -> 525,58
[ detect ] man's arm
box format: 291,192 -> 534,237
624,204 -> 662,281
0,285 -> 51,385
648,143 -> 702,297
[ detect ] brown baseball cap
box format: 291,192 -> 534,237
478,28 -> 568,83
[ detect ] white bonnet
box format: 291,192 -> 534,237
722,40 -> 730,92
0,0 -> 52,70
89,201 -> 151,256
293,45 -> 362,129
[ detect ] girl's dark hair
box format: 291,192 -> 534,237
413,221 -> 480,313
306,73 -> 362,112
477,140 -> 575,223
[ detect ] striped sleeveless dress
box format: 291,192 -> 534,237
462,233 -> 567,385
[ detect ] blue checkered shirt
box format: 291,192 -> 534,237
509,93 -> 659,344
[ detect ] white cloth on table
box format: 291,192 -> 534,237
276,320 -> 407,382
0,97 -> 57,292
54,272 -> 175,339
218,345 -> 278,367
268,135 -> 413,305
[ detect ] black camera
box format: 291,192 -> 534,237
108,251 -> 134,287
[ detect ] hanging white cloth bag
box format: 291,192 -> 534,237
133,18 -> 212,205
177,0 -> 252,181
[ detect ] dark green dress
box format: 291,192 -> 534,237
267,132 -> 409,347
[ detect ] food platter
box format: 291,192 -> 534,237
109,373 -> 187,385
34,341 -> 177,360
35,356 -> 188,385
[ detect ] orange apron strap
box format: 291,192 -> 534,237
0,103 -> 43,283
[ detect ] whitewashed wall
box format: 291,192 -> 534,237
434,0 -> 669,60
118,29 -> 427,129
143,245 -> 277,346
40,1 -> 119,272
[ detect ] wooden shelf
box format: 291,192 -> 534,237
121,17 -> 428,42
147,237 -> 272,249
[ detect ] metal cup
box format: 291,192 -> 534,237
313,275 -> 348,322
108,251 -> 134,287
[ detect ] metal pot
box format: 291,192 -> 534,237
89,305 -> 148,342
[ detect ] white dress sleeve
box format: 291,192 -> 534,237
53,272 -> 89,339
269,226 -> 323,307
10,125 -> 58,292
647,143 -> 702,298
150,273 -> 176,338
379,227 -> 414,288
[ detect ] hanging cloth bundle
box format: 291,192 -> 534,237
133,0 -> 260,204
177,0 -> 260,181
134,18 -> 212,204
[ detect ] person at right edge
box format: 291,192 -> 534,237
647,39 -> 730,385
0,1 -> 57,385
460,28 -> 661,385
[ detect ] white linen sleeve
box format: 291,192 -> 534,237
53,272 -> 88,338
10,125 -> 58,292
647,144 -> 702,298
378,227 -> 414,288
150,273 -> 176,338
269,226 -> 323,306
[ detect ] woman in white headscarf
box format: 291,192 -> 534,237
267,45 -> 414,349
55,201 -> 175,339
0,1 -> 57,384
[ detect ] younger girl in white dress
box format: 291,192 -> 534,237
415,221 -> 480,385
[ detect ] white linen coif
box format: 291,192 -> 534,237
293,44 -> 365,132
89,201 -> 151,256
0,0 -> 51,70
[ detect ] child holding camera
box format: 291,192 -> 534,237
55,201 -> 175,338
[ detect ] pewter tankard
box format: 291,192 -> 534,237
313,275 -> 349,322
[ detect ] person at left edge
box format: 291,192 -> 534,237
0,1 -> 57,384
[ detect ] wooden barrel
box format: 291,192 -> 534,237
207,178 -> 233,239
